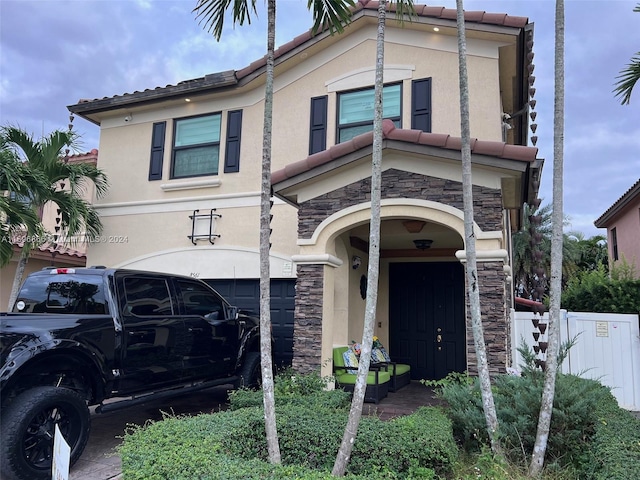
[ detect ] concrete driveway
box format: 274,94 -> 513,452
69,385 -> 233,480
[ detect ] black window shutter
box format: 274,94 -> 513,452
309,95 -> 328,155
148,121 -> 166,180
224,110 -> 243,173
411,78 -> 432,132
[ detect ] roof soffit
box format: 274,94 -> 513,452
68,4 -> 527,123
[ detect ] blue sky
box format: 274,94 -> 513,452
1,0 -> 638,237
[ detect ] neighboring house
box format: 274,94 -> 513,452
594,178 -> 640,278
67,2 -> 541,378
0,150 -> 97,309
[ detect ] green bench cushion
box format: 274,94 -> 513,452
335,370 -> 391,385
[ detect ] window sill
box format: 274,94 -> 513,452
160,178 -> 222,191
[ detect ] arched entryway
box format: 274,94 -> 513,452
292,199 -> 505,379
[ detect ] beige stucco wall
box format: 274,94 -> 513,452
86,22 -> 511,276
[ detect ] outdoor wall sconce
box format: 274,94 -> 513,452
413,239 -> 433,250
352,255 -> 362,269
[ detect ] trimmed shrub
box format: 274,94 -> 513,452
585,391 -> 640,479
222,404 -> 457,477
119,396 -> 457,479
229,368 -> 351,411
436,371 -> 612,473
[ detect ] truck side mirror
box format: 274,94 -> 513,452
227,305 -> 238,320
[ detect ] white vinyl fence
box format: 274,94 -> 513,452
511,310 -> 640,411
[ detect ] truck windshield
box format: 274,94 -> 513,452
13,273 -> 108,314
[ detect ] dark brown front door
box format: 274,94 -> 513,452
389,262 -> 466,380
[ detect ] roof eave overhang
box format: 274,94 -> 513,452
67,71 -> 238,125
594,181 -> 640,228
273,140 -> 535,208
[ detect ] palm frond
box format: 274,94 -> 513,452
614,52 -> 640,105
194,0 -> 258,41
308,0 -> 355,35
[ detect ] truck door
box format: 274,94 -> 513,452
175,278 -> 240,379
117,274 -> 184,392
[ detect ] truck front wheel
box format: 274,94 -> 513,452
238,351 -> 261,389
0,386 -> 91,480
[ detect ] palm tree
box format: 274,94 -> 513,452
454,0 -> 501,455
2,126 -> 108,310
512,203 -> 590,301
0,142 -> 48,267
331,1 -> 414,475
529,0 -> 565,475
565,231 -> 608,273
193,0 -> 355,465
613,3 -> 639,105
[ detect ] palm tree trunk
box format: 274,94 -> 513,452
332,0 -> 386,476
259,0 -> 281,464
7,246 -> 30,310
455,0 -> 501,454
529,0 -> 564,475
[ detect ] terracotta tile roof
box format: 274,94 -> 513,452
62,149 -> 98,165
69,1 -> 528,112
11,239 -> 86,262
233,2 -> 527,82
272,119 -> 538,185
594,178 -> 640,228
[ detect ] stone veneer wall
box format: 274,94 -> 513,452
298,169 -> 503,237
291,264 -> 325,373
464,261 -> 508,375
293,169 -> 506,373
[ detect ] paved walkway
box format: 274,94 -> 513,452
70,385 -> 233,480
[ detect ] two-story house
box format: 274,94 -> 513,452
594,179 -> 640,277
68,2 -> 542,379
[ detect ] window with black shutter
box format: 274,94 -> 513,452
224,110 -> 242,173
148,122 -> 166,180
309,96 -> 328,154
411,77 -> 432,132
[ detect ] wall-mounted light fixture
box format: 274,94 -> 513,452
352,255 -> 362,270
413,239 -> 433,250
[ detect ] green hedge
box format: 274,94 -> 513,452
585,393 -> 640,479
119,405 -> 457,479
561,264 -> 640,313
119,371 -> 458,479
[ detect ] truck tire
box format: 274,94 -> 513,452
238,351 -> 261,389
0,386 -> 91,480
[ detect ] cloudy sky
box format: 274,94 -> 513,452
1,0 -> 638,237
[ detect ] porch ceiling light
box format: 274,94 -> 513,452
413,239 -> 433,250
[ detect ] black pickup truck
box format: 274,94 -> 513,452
0,266 -> 262,480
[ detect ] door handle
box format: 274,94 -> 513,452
188,327 -> 204,333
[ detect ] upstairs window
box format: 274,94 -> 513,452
611,227 -> 619,261
172,113 -> 221,178
337,83 -> 401,143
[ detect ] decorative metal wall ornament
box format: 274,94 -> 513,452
188,209 -> 221,245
